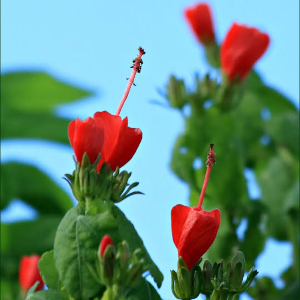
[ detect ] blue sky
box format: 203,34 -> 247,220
1,1 -> 299,299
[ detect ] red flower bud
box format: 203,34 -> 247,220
19,255 -> 44,291
184,3 -> 215,45
93,111 -> 142,172
221,23 -> 270,82
68,117 -> 105,164
100,235 -> 114,257
171,145 -> 220,269
171,205 -> 220,269
68,111 -> 142,171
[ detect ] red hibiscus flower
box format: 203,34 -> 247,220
221,23 -> 270,82
19,255 -> 44,291
93,111 -> 142,172
68,111 -> 142,172
184,3 -> 215,45
68,117 -> 105,165
171,204 -> 220,269
171,144 -> 220,269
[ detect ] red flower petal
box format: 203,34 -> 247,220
19,255 -> 44,291
94,111 -> 142,172
68,117 -> 105,164
171,205 -> 220,269
184,3 -> 215,44
171,204 -> 192,248
221,23 -> 270,82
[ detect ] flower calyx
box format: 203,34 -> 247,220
64,153 -> 142,209
171,252 -> 258,300
96,237 -> 147,299
171,257 -> 203,300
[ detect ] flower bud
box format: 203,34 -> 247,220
100,235 -> 114,257
166,75 -> 187,109
171,257 -> 203,300
202,259 -> 214,297
19,255 -> 44,292
228,251 -> 246,290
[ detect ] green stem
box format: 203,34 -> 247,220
210,289 -> 229,300
227,293 -> 235,300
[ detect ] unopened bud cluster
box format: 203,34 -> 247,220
64,153 -> 142,205
171,251 -> 258,300
97,236 -> 147,300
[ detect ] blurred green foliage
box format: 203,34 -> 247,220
165,70 -> 299,299
1,71 -> 92,299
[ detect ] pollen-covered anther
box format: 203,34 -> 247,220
206,143 -> 216,167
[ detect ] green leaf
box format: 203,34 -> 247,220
257,154 -> 298,240
54,205 -> 119,300
1,162 -> 73,214
170,134 -> 199,192
265,112 -> 300,158
1,71 -> 92,143
240,201 -> 267,269
1,280 -> 22,300
251,85 -> 298,114
38,251 -> 59,290
1,216 -> 61,281
26,289 -> 66,300
26,282 -> 40,298
128,277 -> 162,300
276,281 -> 300,300
247,276 -> 281,300
113,206 -> 164,289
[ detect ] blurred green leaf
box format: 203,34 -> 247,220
240,201 -> 267,269
276,281 -> 300,300
38,251 -> 59,291
113,205 -> 164,289
128,277 -> 162,300
1,162 -> 73,214
265,112 -> 300,158
257,153 -> 298,240
1,280 -> 22,300
26,289 -> 66,300
170,134 -> 199,192
1,216 -> 61,281
1,71 -> 92,143
247,276 -> 281,300
251,85 -> 298,114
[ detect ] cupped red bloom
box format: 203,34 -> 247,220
221,23 -> 270,82
171,204 -> 220,269
68,111 -> 142,171
19,255 -> 44,291
93,111 -> 142,172
100,235 -> 114,257
184,3 -> 215,45
68,117 -> 105,164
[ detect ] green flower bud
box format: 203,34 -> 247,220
171,257 -> 203,300
202,259 -> 214,297
166,75 -> 187,109
229,251 -> 246,290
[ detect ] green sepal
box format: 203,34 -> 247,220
171,270 -> 182,299
229,251 -> 246,290
202,259 -> 214,297
25,282 -> 40,299
166,75 -> 188,109
204,42 -> 220,69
